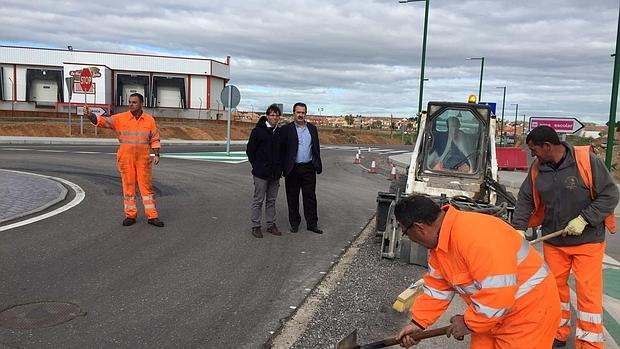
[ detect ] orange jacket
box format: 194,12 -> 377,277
96,111 -> 161,158
528,146 -> 616,233
412,206 -> 551,333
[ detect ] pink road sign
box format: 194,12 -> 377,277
529,117 -> 584,133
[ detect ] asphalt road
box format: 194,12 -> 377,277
0,144 -> 391,348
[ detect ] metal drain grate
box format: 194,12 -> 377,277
0,301 -> 85,329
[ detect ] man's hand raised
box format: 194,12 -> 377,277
84,106 -> 97,125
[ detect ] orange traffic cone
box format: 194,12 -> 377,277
354,153 -> 361,164
369,160 -> 377,173
357,147 -> 363,159
389,164 -> 397,181
368,146 -> 372,153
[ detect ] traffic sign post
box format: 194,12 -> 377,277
220,85 -> 241,155
529,117 -> 584,134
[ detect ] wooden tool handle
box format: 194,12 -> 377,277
529,229 -> 565,245
360,326 -> 450,348
410,325 -> 450,340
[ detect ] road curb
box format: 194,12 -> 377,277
0,169 -> 68,224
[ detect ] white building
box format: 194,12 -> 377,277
0,45 -> 231,119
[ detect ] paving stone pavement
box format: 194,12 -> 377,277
0,169 -> 67,223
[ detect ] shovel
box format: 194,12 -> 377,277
336,325 -> 450,349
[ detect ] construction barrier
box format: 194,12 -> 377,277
389,164 -> 397,181
369,160 -> 377,173
354,153 -> 361,164
496,147 -> 529,170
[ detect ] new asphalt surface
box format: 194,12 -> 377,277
1,138 -> 619,349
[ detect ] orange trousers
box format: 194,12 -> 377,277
469,274 -> 561,348
543,242 -> 606,349
117,156 -> 158,219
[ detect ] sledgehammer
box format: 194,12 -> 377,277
529,229 -> 565,245
336,326 -> 450,349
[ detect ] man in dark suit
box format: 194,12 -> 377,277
281,102 -> 323,234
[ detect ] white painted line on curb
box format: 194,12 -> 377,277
0,171 -> 85,232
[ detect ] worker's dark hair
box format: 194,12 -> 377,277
526,125 -> 561,146
394,195 -> 441,229
129,93 -> 144,104
293,102 -> 307,113
266,103 -> 282,116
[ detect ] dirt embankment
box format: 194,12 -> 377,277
0,120 -> 403,145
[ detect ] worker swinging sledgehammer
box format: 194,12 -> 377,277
393,195 -> 561,348
85,93 -> 165,227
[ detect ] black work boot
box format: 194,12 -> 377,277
122,217 -> 136,226
252,226 -> 263,238
147,218 -> 164,227
267,224 -> 282,236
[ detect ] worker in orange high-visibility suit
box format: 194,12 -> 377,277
394,195 -> 561,349
86,93 -> 164,228
513,126 -> 618,349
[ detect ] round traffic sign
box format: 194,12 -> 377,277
220,85 -> 240,108
80,68 -> 92,92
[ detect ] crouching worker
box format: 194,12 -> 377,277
85,92 -> 164,228
394,195 -> 560,348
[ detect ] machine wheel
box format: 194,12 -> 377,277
380,201 -> 400,259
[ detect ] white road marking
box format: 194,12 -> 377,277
0,170 -> 85,232
37,150 -> 67,153
73,151 -> 102,154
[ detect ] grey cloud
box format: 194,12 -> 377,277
1,0 -> 619,122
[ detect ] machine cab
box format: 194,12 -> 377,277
405,101 -> 495,201
421,102 -> 491,178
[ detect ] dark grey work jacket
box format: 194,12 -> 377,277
512,143 -> 619,246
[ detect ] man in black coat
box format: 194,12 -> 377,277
246,104 -> 283,238
280,102 -> 323,234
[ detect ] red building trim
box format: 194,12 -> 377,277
187,74 -> 191,109
12,64 -> 16,102
110,69 -> 115,106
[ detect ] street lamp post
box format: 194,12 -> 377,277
605,4 -> 620,169
496,86 -> 506,147
511,103 -> 519,143
467,57 -> 485,102
399,0 -> 429,114
522,114 -> 526,137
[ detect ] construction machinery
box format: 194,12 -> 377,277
376,98 -> 517,264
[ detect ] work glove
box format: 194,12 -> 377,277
563,215 -> 588,236
516,230 -> 526,238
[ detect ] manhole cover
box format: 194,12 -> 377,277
0,301 -> 85,329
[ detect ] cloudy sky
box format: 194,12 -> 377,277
2,0 -> 619,123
